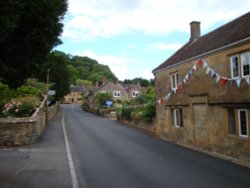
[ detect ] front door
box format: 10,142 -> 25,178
193,104 -> 209,149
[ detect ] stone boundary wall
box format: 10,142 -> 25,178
0,103 -> 60,146
119,119 -> 156,136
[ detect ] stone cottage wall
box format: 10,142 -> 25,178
154,43 -> 250,162
0,103 -> 60,146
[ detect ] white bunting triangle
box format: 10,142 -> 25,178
183,78 -> 187,84
216,74 -> 221,83
244,77 -> 250,85
206,67 -> 210,74
203,62 -> 208,69
236,78 -> 241,88
193,64 -> 197,71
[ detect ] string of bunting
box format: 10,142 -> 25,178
156,58 -> 250,105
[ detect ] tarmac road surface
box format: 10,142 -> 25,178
63,104 -> 250,188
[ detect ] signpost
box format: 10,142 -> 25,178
106,101 -> 113,108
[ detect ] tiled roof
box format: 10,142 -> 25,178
70,86 -> 86,93
153,11 -> 250,73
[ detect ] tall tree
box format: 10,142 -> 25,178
49,51 -> 70,100
0,0 -> 68,88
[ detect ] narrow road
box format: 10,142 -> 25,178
63,104 -> 250,188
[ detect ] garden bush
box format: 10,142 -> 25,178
1,96 -> 40,118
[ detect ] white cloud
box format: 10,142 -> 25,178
143,42 -> 183,52
63,0 -> 250,41
76,50 -> 129,80
141,69 -> 154,80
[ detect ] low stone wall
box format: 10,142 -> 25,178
0,103 -> 60,146
119,119 -> 156,136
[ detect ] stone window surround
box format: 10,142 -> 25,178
172,108 -> 183,128
113,91 -> 121,97
170,72 -> 179,90
238,109 -> 249,137
227,108 -> 249,138
132,91 -> 139,97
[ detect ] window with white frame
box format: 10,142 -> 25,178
230,55 -> 240,78
173,108 -> 183,127
241,51 -> 250,77
132,91 -> 139,97
238,109 -> 248,137
227,108 -> 249,137
170,73 -> 179,90
230,51 -> 250,78
113,91 -> 121,97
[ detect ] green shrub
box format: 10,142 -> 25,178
121,107 -> 133,121
81,103 -> 89,112
94,92 -> 113,107
16,85 -> 41,97
1,96 -> 40,118
141,104 -> 155,123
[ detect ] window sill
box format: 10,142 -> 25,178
227,134 -> 249,142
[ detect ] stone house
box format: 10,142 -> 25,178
95,78 -> 129,102
152,12 -> 250,161
64,85 -> 87,104
123,83 -> 143,99
94,77 -> 144,101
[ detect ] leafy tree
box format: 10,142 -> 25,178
67,65 -> 79,84
48,51 -> 70,101
16,86 -> 41,97
25,79 -> 48,94
76,79 -> 93,87
0,0 -> 68,88
122,78 -> 150,87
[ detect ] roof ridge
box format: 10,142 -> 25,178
153,11 -> 250,74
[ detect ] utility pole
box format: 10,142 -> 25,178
45,69 -> 50,126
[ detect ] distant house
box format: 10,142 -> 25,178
123,83 -> 143,99
64,85 -> 87,104
95,77 -> 129,101
152,12 -> 250,161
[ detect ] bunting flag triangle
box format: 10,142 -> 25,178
210,70 -> 216,78
206,67 -> 210,74
165,94 -> 169,101
221,77 -> 228,86
159,98 -> 165,105
244,77 -> 250,85
185,74 -> 189,80
197,59 -> 203,67
189,69 -> 193,76
236,78 -> 241,88
202,59 -> 208,69
183,78 -> 187,84
216,74 -> 221,83
193,64 -> 197,71
168,91 -> 172,99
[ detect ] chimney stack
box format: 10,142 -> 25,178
190,21 -> 200,41
102,76 -> 107,85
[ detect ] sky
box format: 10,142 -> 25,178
56,0 -> 250,81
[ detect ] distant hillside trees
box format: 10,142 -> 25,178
0,0 -> 68,88
123,78 -> 154,87
58,53 -> 117,85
